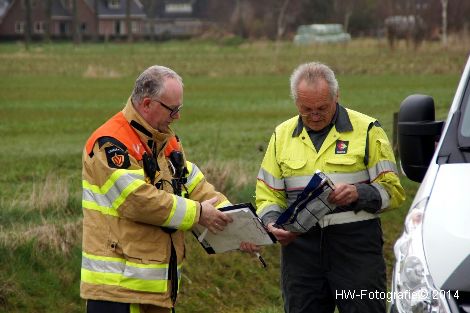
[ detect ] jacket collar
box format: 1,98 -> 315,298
292,103 -> 353,137
122,98 -> 173,146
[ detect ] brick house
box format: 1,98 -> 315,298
146,0 -> 208,38
0,0 -> 146,40
93,0 -> 146,39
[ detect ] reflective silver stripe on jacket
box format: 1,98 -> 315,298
257,168 -> 285,191
184,162 -> 203,193
371,182 -> 391,211
258,203 -> 284,219
164,196 -> 188,229
318,210 -> 378,228
368,160 -> 398,181
82,255 -> 169,281
83,171 -> 145,210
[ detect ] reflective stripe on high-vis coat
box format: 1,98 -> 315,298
184,162 -> 204,194
258,203 -> 284,219
82,169 -> 145,217
183,161 -> 231,209
257,168 -> 285,191
81,252 -> 172,293
368,159 -> 398,181
161,195 -> 198,230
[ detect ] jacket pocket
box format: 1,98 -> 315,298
325,156 -> 358,173
122,240 -> 168,263
280,158 -> 307,176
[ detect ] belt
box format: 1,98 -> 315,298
317,210 -> 378,228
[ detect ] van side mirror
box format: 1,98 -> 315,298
398,95 -> 444,182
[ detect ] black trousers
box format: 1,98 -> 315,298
87,300 -> 130,313
281,218 -> 386,313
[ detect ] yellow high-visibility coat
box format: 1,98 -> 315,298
256,106 -> 405,227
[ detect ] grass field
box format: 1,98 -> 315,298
0,38 -> 467,313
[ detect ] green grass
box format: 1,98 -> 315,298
0,39 -> 467,312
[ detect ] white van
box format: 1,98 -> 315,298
390,56 -> 470,312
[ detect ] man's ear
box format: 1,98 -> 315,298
141,97 -> 152,112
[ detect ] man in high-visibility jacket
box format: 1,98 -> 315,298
81,65 -> 234,313
256,62 -> 405,313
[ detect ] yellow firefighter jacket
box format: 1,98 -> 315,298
81,99 -> 229,307
256,106 -> 405,227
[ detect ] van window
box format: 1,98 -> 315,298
460,83 -> 470,137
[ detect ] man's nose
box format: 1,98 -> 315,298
172,111 -> 181,120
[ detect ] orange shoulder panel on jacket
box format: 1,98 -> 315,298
85,112 -> 146,161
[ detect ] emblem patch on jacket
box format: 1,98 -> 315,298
105,146 -> 130,169
335,140 -> 349,154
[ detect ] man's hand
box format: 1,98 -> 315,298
198,197 -> 233,234
267,223 -> 298,246
239,241 -> 260,253
327,183 -> 358,206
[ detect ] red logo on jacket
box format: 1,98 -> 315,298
111,153 -> 125,167
335,140 -> 349,154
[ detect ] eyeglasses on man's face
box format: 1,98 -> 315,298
298,106 -> 329,118
297,100 -> 334,118
155,100 -> 183,118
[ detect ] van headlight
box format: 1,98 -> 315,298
392,198 -> 452,313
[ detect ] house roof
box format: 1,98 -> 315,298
85,0 -> 145,17
0,0 -> 10,19
51,0 -> 71,16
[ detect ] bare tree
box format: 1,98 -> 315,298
343,0 -> 354,33
441,0 -> 448,46
126,0 -> 133,42
72,0 -> 81,45
24,0 -> 32,50
93,0 -> 99,42
277,0 -> 291,40
231,0 -> 253,38
45,0 -> 52,42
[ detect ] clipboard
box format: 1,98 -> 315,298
192,202 -> 276,254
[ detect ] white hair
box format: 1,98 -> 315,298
290,62 -> 338,101
131,65 -> 183,105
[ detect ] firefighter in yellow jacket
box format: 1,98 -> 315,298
81,65 -> 234,313
256,62 -> 405,313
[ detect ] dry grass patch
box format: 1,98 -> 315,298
0,219 -> 82,255
5,173 -> 71,217
199,159 -> 251,196
83,64 -> 123,78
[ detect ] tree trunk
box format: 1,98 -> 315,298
24,0 -> 32,50
344,11 -> 352,33
276,0 -> 291,41
93,0 -> 99,42
45,0 -> 52,43
72,0 -> 81,45
126,0 -> 133,42
441,0 -> 448,46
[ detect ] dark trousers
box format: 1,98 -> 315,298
87,300 -> 171,313
87,300 -> 130,313
281,218 -> 386,313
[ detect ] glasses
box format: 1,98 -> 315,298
155,100 -> 183,118
299,109 -> 329,117
297,103 -> 331,118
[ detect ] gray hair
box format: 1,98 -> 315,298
131,65 -> 183,105
290,62 -> 338,101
